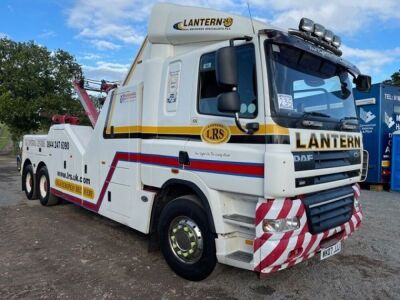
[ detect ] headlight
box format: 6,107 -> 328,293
354,197 -> 360,210
263,217 -> 300,233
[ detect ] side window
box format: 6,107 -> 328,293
198,44 -> 257,118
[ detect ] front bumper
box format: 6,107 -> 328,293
254,184 -> 362,274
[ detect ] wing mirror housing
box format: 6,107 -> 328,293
217,91 -> 240,113
354,74 -> 372,92
216,46 -> 238,89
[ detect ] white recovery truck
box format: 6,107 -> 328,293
21,3 -> 370,281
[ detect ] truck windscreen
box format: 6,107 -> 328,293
266,42 -> 359,131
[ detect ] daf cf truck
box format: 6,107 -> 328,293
20,3 -> 370,281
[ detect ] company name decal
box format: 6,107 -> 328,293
201,123 -> 231,144
173,17 -> 233,31
120,92 -> 136,103
295,132 -> 361,149
55,178 -> 95,199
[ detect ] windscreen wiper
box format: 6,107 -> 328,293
338,116 -> 359,130
340,116 -> 359,121
302,111 -> 331,118
301,111 -> 330,127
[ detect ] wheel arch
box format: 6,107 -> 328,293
36,161 -> 47,174
22,158 -> 32,172
149,179 -> 216,237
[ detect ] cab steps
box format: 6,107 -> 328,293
223,214 -> 255,229
221,250 -> 254,270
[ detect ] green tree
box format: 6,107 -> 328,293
0,38 -> 86,142
383,70 -> 400,86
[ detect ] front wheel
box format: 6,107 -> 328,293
158,196 -> 216,281
37,166 -> 60,206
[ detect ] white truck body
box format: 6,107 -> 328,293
21,3 -> 365,279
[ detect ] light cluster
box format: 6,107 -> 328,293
299,18 -> 341,48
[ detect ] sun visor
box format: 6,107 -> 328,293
148,3 -> 256,45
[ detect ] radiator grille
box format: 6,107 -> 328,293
294,150 -> 361,171
302,185 -> 354,234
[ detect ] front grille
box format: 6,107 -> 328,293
302,185 -> 354,234
294,150 -> 361,171
296,170 -> 360,187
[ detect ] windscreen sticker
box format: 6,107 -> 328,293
278,94 -> 293,110
248,104 -> 256,114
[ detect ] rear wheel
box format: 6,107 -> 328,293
158,196 -> 216,281
22,165 -> 36,200
37,166 -> 59,206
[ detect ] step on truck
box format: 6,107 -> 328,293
20,3 -> 371,281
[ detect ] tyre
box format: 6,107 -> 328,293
37,166 -> 60,206
158,195 -> 216,281
22,164 -> 36,200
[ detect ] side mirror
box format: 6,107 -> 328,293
354,74 -> 372,92
216,46 -> 238,89
217,91 -> 240,113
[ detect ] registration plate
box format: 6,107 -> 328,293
320,241 -> 341,260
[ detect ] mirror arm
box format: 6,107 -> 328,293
229,36 -> 253,47
234,113 -> 259,134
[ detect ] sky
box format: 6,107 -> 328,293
1,0 -> 400,83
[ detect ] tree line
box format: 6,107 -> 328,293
0,38 -> 87,142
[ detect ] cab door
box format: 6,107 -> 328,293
184,42 -> 266,196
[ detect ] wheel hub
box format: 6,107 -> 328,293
39,175 -> 47,198
168,217 -> 203,264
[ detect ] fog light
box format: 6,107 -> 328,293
263,217 -> 300,233
313,23 -> 325,38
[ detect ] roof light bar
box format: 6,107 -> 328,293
297,18 -> 342,52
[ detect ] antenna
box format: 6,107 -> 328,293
247,1 -> 256,35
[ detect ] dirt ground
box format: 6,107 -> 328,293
0,155 -> 399,300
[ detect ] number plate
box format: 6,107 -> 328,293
320,241 -> 341,260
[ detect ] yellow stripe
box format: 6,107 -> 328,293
382,160 -> 390,167
55,178 -> 95,200
105,124 -> 289,136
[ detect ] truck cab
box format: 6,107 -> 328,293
21,3 -> 370,281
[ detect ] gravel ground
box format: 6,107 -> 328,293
0,155 -> 399,299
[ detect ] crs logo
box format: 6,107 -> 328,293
293,154 -> 314,162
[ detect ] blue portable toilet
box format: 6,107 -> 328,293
391,132 -> 400,191
354,83 -> 400,185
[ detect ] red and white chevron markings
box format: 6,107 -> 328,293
254,184 -> 362,274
